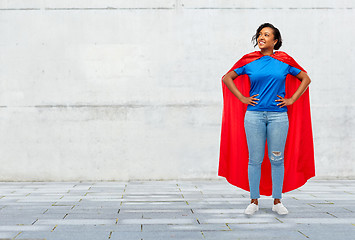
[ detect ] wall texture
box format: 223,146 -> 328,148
0,0 -> 354,181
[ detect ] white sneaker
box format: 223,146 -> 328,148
244,203 -> 259,215
272,203 -> 289,215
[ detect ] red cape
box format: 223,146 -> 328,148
218,51 -> 315,196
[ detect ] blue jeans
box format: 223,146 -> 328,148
244,111 -> 289,199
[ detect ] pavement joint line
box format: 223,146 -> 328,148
196,218 -> 200,224
25,193 -> 31,196
275,217 -> 283,223
63,213 -> 69,219
51,225 -> 57,232
201,230 -> 206,239
108,231 -> 112,239
297,230 -> 310,238
141,224 -> 143,232
12,231 -> 22,239
43,209 -> 48,214
190,208 -> 194,213
343,207 -> 353,212
59,195 -> 64,199
115,218 -> 118,224
71,205 -> 76,209
326,212 -> 338,218
225,223 -> 232,231
31,219 -> 38,225
117,209 -> 120,214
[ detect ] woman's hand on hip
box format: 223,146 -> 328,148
241,94 -> 259,106
275,95 -> 295,108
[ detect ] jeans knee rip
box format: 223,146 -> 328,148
270,151 -> 283,161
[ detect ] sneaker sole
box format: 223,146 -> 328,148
272,208 -> 288,215
244,209 -> 259,215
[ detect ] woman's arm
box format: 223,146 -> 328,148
222,71 -> 259,106
276,71 -> 311,108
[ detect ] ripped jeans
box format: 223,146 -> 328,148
244,111 -> 289,199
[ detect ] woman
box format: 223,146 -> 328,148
218,23 -> 315,215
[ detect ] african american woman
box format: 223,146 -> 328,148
218,23 -> 315,215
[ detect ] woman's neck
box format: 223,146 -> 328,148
260,49 -> 274,56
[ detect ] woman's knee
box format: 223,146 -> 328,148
248,157 -> 263,166
269,151 -> 284,164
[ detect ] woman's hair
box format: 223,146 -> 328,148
252,23 -> 282,50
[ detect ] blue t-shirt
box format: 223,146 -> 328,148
234,55 -> 301,112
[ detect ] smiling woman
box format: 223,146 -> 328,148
218,23 -> 315,216
252,23 -> 283,51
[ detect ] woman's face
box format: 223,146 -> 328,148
257,27 -> 278,50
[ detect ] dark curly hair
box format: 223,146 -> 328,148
251,23 -> 282,50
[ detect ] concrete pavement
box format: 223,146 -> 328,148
0,179 -> 354,240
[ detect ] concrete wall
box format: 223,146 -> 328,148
0,0 -> 353,181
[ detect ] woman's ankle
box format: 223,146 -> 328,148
251,199 -> 258,205
274,199 -> 281,205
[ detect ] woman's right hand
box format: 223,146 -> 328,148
240,94 -> 259,106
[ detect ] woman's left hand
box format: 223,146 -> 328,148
275,95 -> 295,108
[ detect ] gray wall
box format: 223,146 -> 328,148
0,0 -> 354,181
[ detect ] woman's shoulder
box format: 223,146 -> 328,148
237,51 -> 263,63
242,51 -> 262,58
233,51 -> 263,69
273,51 -> 298,64
272,51 -> 305,72
273,51 -> 292,58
